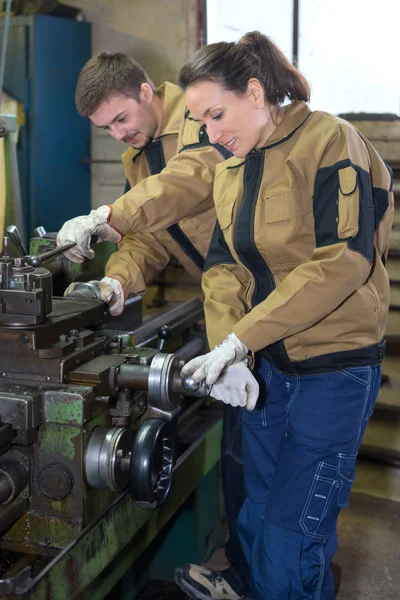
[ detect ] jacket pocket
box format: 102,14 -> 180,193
258,189 -> 313,266
264,188 -> 310,223
337,166 -> 359,239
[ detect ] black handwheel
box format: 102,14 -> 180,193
129,418 -> 176,510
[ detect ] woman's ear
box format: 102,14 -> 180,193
247,78 -> 265,108
139,83 -> 154,104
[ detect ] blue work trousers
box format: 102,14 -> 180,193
221,404 -> 251,591
237,356 -> 381,600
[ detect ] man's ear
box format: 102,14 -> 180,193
246,78 -> 265,108
139,83 -> 154,105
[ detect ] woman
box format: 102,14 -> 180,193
175,32 -> 393,600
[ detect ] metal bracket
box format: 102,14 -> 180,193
0,389 -> 42,431
0,113 -> 16,137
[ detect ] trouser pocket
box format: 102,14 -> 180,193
300,454 -> 356,540
337,453 -> 356,508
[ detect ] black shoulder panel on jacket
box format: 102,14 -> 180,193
373,163 -> 392,229
313,159 -> 375,263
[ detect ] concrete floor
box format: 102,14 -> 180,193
137,491 -> 400,600
335,492 -> 400,600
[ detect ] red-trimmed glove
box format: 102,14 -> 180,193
57,205 -> 122,263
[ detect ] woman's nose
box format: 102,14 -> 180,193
207,122 -> 223,144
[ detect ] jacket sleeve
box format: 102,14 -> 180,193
232,124 -> 394,352
109,145 -> 226,235
202,222 -> 250,351
105,232 -> 170,296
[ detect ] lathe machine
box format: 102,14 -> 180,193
0,233 -> 223,599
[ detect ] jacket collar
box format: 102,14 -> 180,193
258,101 -> 311,150
220,102 -> 312,171
158,81 -> 185,136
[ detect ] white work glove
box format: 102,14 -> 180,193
57,205 -> 122,263
211,361 -> 259,411
181,333 -> 248,386
64,276 -> 125,316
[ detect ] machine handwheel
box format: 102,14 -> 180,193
129,418 -> 176,510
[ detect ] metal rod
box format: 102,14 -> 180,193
27,242 -> 76,267
133,298 -> 204,346
0,0 -> 12,106
174,336 -> 206,361
116,364 -> 150,391
8,135 -> 25,245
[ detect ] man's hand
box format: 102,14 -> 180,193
211,361 -> 259,411
57,205 -> 122,263
64,277 -> 125,316
180,333 -> 248,385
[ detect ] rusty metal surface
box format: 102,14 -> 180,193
0,275 -> 210,599
0,416 -> 222,599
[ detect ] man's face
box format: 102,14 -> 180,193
90,89 -> 158,149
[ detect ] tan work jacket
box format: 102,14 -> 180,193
105,82 -> 229,295
203,101 -> 394,374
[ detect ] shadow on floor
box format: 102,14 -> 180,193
137,492 -> 400,600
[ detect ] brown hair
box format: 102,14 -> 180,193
75,52 -> 156,116
179,31 -> 310,106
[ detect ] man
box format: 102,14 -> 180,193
58,53 -> 251,600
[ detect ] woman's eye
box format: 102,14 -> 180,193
118,116 -> 126,123
212,113 -> 223,121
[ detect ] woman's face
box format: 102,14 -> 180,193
185,79 -> 274,158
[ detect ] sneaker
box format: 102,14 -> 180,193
174,564 -> 249,600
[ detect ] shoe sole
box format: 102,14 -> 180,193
175,571 -> 221,600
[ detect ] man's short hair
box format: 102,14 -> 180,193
75,52 -> 155,116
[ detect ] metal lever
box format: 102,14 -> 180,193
157,325 -> 172,351
6,226 -> 98,267
29,234 -> 99,267
26,242 -> 77,267
6,225 -> 27,257
180,376 -> 211,397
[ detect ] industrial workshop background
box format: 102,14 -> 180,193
0,1 -> 398,600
